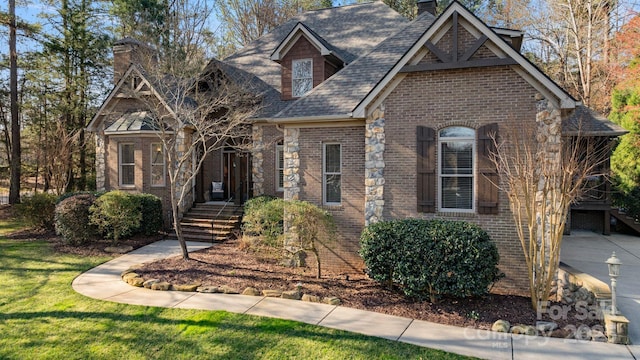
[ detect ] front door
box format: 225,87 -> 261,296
223,150 -> 251,204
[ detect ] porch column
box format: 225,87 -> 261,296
282,127 -> 304,266
535,97 -> 563,260
283,128 -> 300,200
95,132 -> 106,191
364,105 -> 386,226
251,125 -> 265,196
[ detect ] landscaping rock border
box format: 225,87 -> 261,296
121,267 -> 342,306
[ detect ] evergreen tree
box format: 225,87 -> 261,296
40,0 -> 110,191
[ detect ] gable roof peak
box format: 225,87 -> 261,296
270,21 -> 344,63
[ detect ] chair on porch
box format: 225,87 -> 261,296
210,182 -> 225,201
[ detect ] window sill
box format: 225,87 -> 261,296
322,204 -> 343,212
436,211 -> 476,218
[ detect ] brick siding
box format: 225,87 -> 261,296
281,36 -> 337,100
383,65 -> 539,294
296,126 -> 366,273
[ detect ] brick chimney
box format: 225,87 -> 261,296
112,37 -> 156,84
417,0 -> 437,16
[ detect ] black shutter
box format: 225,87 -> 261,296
417,126 -> 436,213
477,123 -> 499,215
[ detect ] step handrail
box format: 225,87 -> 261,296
212,197 -> 234,242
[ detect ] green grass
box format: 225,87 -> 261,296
0,214 -> 27,235
0,227 -> 472,360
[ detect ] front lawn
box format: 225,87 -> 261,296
0,235 -> 470,359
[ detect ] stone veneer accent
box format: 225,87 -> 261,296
364,105 -> 386,226
282,127 -> 303,265
534,98 -> 563,260
251,125 -> 265,196
95,132 -> 106,191
283,127 -> 300,200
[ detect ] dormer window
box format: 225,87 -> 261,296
292,59 -> 313,97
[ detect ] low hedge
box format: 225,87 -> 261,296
55,193 -> 99,245
15,192 -> 57,231
133,193 -> 163,236
89,191 -> 142,243
55,191 -> 163,246
360,219 -> 503,302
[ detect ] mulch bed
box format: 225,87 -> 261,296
132,238 -> 600,335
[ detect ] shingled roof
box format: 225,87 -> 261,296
272,11 -> 436,120
219,1 -> 408,118
564,106 -> 627,137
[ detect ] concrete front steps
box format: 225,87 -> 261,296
168,203 -> 243,242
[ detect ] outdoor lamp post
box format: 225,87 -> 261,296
606,252 -> 622,315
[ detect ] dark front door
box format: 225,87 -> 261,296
223,150 -> 251,204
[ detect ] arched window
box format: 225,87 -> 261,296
438,127 -> 474,211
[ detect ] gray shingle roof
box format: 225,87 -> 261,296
564,106 -> 627,136
273,12 -> 436,119
220,1 -> 408,118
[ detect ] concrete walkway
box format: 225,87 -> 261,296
73,239 -> 639,360
562,231 -> 640,347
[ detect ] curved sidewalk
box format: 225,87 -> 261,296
72,240 -> 638,360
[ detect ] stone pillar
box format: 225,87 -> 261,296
95,132 -> 106,191
283,127 -> 300,200
281,127 -> 305,266
251,125 -> 264,196
175,129 -> 188,217
364,105 -> 386,226
535,98 -> 563,263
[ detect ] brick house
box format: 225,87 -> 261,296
88,1 -> 624,292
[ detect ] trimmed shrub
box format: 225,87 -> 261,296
242,195 -> 284,246
15,192 -> 57,231
56,191 -> 106,204
89,191 -> 142,243
133,193 -> 163,235
55,194 -> 98,245
241,197 -> 336,278
360,219 -> 503,302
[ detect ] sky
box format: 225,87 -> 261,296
2,0 -> 640,63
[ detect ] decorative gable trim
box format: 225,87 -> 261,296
353,1 -> 577,119
270,22 -> 343,63
87,64 -> 176,132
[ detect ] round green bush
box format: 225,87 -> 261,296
360,219 -> 503,302
55,194 -> 98,245
89,191 -> 141,243
15,192 -> 57,230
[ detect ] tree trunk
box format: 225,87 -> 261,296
171,182 -> 190,260
9,0 -> 21,204
78,128 -> 87,190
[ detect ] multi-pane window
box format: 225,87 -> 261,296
276,143 -> 284,191
323,143 -> 341,204
119,143 -> 135,186
292,59 -> 313,97
439,127 -> 474,211
150,143 -> 165,187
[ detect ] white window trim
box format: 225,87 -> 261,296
118,143 -> 135,187
150,143 -> 166,187
276,143 -> 284,192
323,143 -> 342,205
292,58 -> 313,98
437,128 -> 476,213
